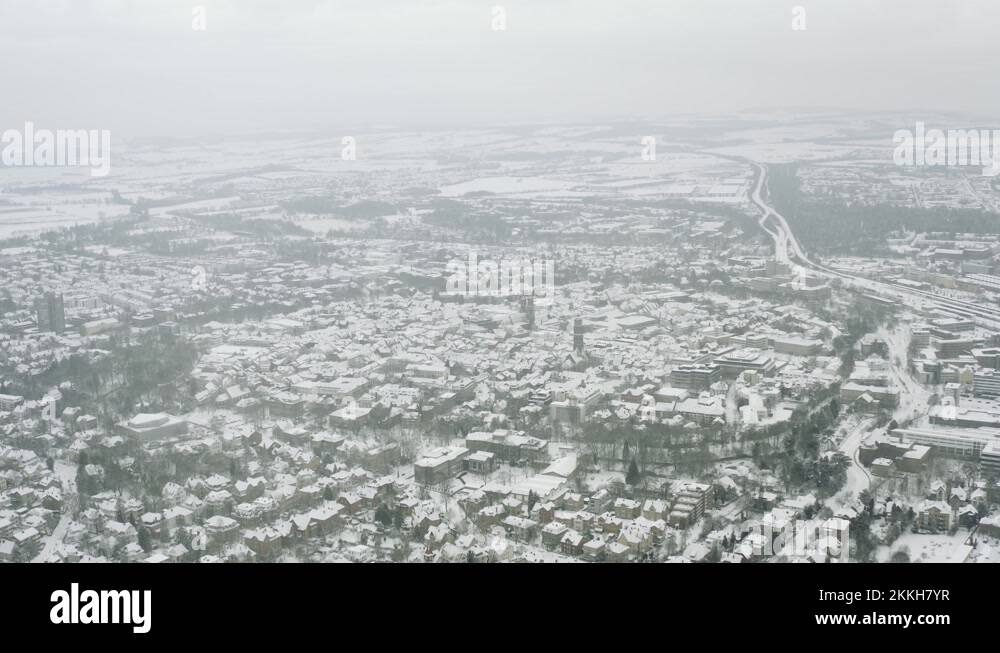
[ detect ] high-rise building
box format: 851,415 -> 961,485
981,439 -> 1000,476
521,293 -> 535,330
573,318 -> 584,353
34,292 -> 66,333
974,368 -> 1000,398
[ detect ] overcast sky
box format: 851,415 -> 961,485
2,0 -> 998,140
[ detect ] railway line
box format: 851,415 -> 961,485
748,162 -> 1000,328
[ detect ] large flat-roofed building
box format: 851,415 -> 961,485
675,394 -> 726,425
0,394 -> 24,411
669,364 -> 720,391
859,434 -> 911,466
858,433 -> 932,472
714,348 -> 775,379
937,337 -> 981,358
295,376 -> 370,399
931,318 -> 976,333
785,282 -> 831,302
891,425 -> 1000,460
930,399 -> 1000,429
840,382 -> 899,408
848,360 -> 892,387
974,369 -> 1000,397
263,392 -> 305,418
772,336 -> 823,357
973,348 -> 1000,370
931,318 -> 976,334
961,273 -> 1000,293
654,386 -> 690,403
465,429 -> 548,465
900,445 -> 933,473
671,348 -> 723,367
464,450 -> 496,474
414,446 -> 469,485
549,387 -> 604,425
871,457 -> 895,478
118,412 -> 188,441
407,363 -> 449,380
617,314 -> 658,331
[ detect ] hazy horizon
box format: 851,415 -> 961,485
3,0 -> 1000,140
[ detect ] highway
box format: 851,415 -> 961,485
744,163 -> 980,510
748,162 -> 1000,329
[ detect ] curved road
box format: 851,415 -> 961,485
31,460 -> 77,563
748,162 -> 1000,328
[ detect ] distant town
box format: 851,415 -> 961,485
2,117 -> 1000,564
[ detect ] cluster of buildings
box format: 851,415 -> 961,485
6,131 -> 1000,565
